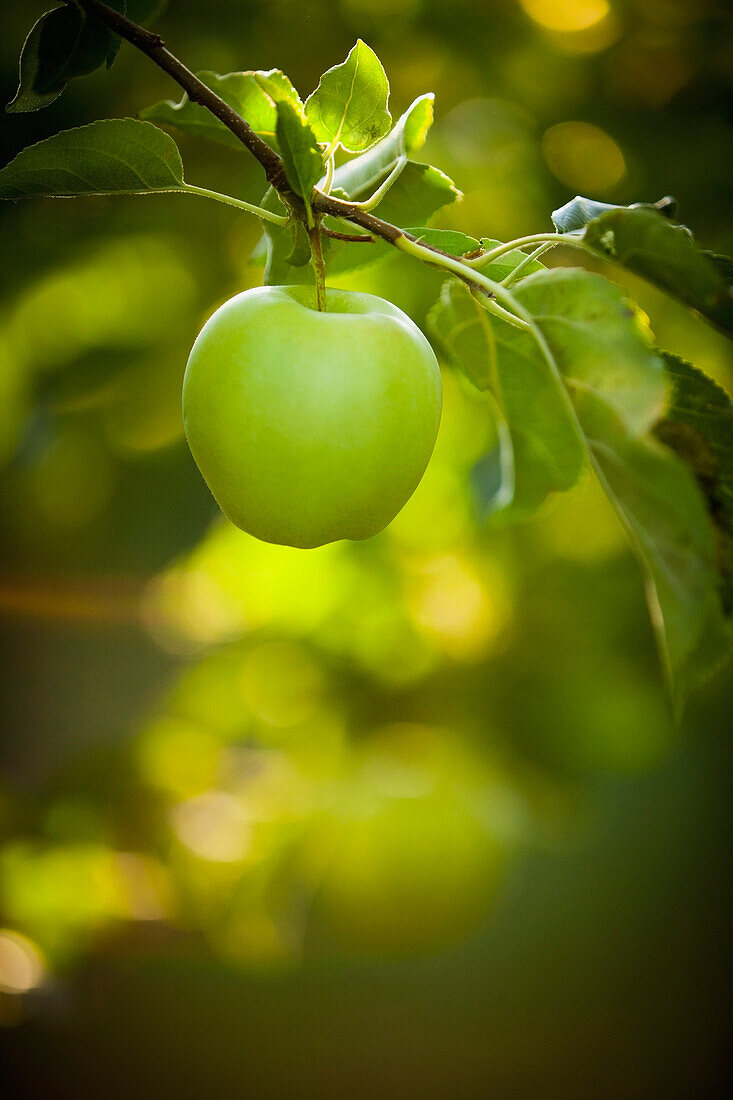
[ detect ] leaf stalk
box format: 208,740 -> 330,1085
183,185 -> 289,224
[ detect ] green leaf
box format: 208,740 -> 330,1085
580,391 -> 730,710
0,119 -> 185,199
329,93 -> 434,197
7,1 -> 127,114
445,265 -> 726,706
254,71 -> 303,110
324,94 -> 459,228
371,162 -> 461,227
583,207 -> 733,337
551,195 -> 678,234
285,218 -> 312,267
252,97 -> 456,279
513,270 -> 730,705
552,196 -> 623,234
275,100 -> 324,201
427,280 -> 586,520
516,268 -> 667,436
654,354 -> 733,613
408,229 -> 479,256
254,188 -> 313,286
306,40 -> 391,153
141,69 -> 301,151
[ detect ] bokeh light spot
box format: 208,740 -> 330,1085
0,930 -> 46,994
171,792 -> 252,862
542,121 -> 626,192
114,853 -> 172,922
405,554 -> 511,659
519,0 -> 611,32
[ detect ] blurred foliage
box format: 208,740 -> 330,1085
0,0 -> 731,1094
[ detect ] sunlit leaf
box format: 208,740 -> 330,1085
0,119 -> 185,199
427,279 -> 585,520
254,71 -> 303,110
254,104 -> 458,280
255,101 -> 443,282
516,268 -> 667,436
306,40 -> 391,153
7,1 -> 127,114
329,93 -> 434,197
141,69 -> 301,151
583,207 -> 733,336
371,162 -> 461,227
275,100 -> 324,201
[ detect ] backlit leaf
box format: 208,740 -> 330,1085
141,69 -> 301,151
328,93 -> 434,197
306,40 -> 391,153
275,100 -> 324,201
513,270 -> 730,705
0,119 -> 185,199
372,162 -> 461,227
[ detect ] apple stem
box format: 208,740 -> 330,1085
308,222 -> 328,312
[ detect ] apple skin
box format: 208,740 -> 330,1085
182,285 -> 442,548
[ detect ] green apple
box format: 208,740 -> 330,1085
183,285 -> 442,548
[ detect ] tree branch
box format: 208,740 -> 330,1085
75,0 -> 518,306
76,0 -> 289,192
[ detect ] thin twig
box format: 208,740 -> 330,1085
76,0 -> 289,192
322,228 -> 374,242
183,184 -> 289,224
